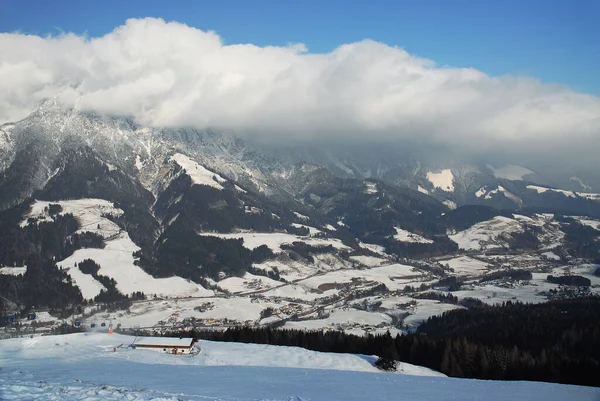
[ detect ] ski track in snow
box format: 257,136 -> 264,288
1,333 -> 597,401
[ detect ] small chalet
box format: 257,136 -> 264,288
133,337 -> 197,355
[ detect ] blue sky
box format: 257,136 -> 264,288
0,0 -> 598,95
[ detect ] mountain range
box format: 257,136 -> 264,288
1,98 -> 599,310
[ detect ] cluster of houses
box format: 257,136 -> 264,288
240,278 -> 267,291
328,320 -> 389,333
155,316 -> 246,329
540,285 -> 592,301
268,303 -> 304,317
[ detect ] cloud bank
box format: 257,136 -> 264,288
0,17 -> 598,154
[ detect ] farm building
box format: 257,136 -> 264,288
133,337 -> 198,355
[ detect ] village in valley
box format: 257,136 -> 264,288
1,197 -> 599,342
3,217 -> 599,340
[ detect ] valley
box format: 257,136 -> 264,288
4,195 -> 599,339
1,10 -> 599,399
0,102 -> 599,389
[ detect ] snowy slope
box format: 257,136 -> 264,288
20,199 -> 123,238
349,255 -> 388,267
217,272 -> 282,294
58,233 -> 213,299
22,198 -> 213,299
170,152 -> 227,190
578,192 -> 600,201
449,216 -> 524,251
297,264 -> 427,292
426,169 -> 454,192
476,186 -> 523,206
198,232 -> 350,253
291,223 -> 323,236
0,266 -> 26,276
1,333 -> 596,401
572,216 -> 600,230
527,185 -> 576,198
392,227 -> 433,244
443,256 -> 493,277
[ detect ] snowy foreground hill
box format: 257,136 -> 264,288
1,333 -> 597,401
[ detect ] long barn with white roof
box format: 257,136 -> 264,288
133,337 -> 197,355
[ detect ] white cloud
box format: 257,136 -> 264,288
0,17 -> 598,154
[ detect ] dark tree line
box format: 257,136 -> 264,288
439,205 -> 514,231
436,276 -> 463,291
383,236 -> 459,259
560,220 -> 600,260
159,298 -> 600,387
546,275 -> 591,287
281,242 -> 336,263
0,202 -> 101,313
479,269 -> 532,283
510,228 -> 541,250
416,298 -> 600,386
0,257 -> 82,315
77,259 -> 128,303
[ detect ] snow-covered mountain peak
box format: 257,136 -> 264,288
1,102 -> 600,215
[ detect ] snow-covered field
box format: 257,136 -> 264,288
572,216 -> 600,230
59,233 -> 213,299
21,199 -> 123,238
291,223 -> 323,236
12,196 -> 589,338
252,257 -> 343,283
449,216 -> 523,251
217,272 -> 282,294
19,198 -> 213,299
443,199 -> 457,210
297,264 -> 428,293
417,185 -> 429,194
392,227 -> 433,244
171,153 -> 227,190
364,181 -> 378,194
198,232 -> 350,253
453,272 -> 564,305
426,169 -> 454,192
261,283 -> 334,301
527,185 -> 576,198
0,266 -> 26,276
357,241 -> 387,256
403,300 -> 463,329
443,256 -> 493,277
578,192 -> 600,201
83,296 -> 286,328
349,255 -> 388,267
475,185 -> 523,206
1,333 -> 596,401
284,309 -> 392,331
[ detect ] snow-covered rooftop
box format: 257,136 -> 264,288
134,337 -> 195,347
